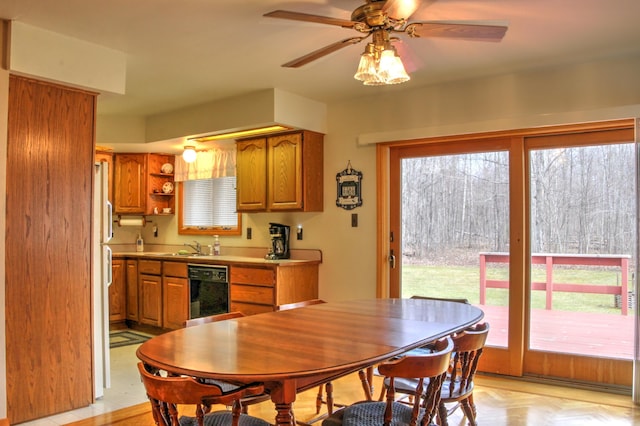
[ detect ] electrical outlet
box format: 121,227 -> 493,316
352,213 -> 358,227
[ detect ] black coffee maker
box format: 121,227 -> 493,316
266,223 -> 290,259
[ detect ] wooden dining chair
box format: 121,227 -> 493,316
277,298 -> 327,311
184,311 -> 247,328
437,322 -> 489,426
183,312 -> 272,412
137,362 -> 270,426
375,295 -> 471,402
381,322 -> 490,426
321,337 -> 454,426
410,295 -> 471,304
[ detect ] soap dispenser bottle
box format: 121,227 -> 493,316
213,235 -> 221,255
136,233 -> 144,252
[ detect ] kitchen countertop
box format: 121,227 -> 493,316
112,251 -> 321,266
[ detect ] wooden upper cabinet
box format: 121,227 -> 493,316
236,130 -> 323,212
236,138 -> 268,211
113,153 -> 175,215
114,153 -> 146,214
268,133 -> 303,210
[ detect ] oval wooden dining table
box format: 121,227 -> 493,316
136,298 -> 484,425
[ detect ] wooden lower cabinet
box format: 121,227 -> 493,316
139,274 -> 162,327
163,262 -> 189,329
230,263 -> 318,315
139,259 -> 163,327
109,258 -> 126,323
126,259 -> 139,321
119,257 -> 319,329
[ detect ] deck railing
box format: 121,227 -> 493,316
479,252 -> 631,315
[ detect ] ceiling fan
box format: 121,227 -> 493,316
264,0 -> 508,85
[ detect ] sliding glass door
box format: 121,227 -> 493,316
523,129 -> 636,384
391,141 -> 510,350
384,121 -> 636,385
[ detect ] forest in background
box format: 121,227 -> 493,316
401,144 -> 636,266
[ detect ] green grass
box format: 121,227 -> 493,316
402,264 -> 633,315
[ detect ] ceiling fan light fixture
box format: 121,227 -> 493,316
354,32 -> 410,86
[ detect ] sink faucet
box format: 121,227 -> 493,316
184,240 -> 202,255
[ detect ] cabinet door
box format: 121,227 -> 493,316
139,274 -> 162,327
268,133 -> 303,210
126,259 -> 139,321
236,138 -> 267,211
114,153 -> 146,214
163,276 -> 188,330
109,259 -> 126,322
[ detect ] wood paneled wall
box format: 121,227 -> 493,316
5,76 -> 96,423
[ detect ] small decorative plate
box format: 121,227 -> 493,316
161,163 -> 174,174
162,182 -> 174,194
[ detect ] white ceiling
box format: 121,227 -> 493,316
2,0 -> 640,119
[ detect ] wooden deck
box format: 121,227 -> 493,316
477,304 -> 635,359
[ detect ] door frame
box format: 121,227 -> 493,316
376,119 -> 635,384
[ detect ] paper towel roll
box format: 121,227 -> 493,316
118,217 -> 145,227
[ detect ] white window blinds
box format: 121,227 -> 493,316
182,177 -> 238,228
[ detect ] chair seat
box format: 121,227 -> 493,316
327,401 -> 433,426
179,410 -> 270,426
384,375 -> 475,401
200,379 -> 244,393
441,378 -> 475,402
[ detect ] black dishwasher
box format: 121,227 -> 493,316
187,264 -> 229,319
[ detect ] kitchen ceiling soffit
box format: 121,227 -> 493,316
143,88 -> 327,144
8,21 -> 126,95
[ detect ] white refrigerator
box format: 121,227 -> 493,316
93,161 -> 113,398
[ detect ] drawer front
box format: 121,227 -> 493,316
231,284 -> 274,305
230,301 -> 274,316
230,266 -> 275,286
163,261 -> 187,278
138,259 -> 162,275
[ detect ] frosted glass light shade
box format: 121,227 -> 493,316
354,53 -> 378,82
182,146 -> 197,163
378,50 -> 410,84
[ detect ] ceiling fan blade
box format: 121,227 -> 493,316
282,37 -> 367,68
383,0 -> 422,20
264,10 -> 357,29
407,22 -> 508,41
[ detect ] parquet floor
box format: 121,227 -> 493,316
65,372 -> 639,426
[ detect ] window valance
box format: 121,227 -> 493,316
174,146 -> 236,181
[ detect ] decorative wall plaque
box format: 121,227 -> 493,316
336,161 -> 362,210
